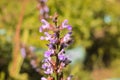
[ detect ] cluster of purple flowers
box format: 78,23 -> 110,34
39,15 -> 73,80
20,44 -> 41,73
37,0 -> 49,19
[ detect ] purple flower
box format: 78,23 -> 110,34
59,49 -> 65,54
44,50 -> 52,58
63,32 -> 72,43
40,32 -> 52,41
62,19 -> 68,28
42,58 -> 51,63
40,32 -> 58,45
43,6 -> 49,13
58,54 -> 66,61
40,6 -> 49,15
40,9 -> 44,15
20,48 -> 26,58
42,62 -> 51,69
42,58 -> 53,75
58,49 -> 66,61
64,58 -> 71,66
61,19 -> 72,31
39,19 -> 50,32
44,32 -> 51,40
67,25 -> 72,31
42,63 -> 48,69
50,38 -> 57,44
41,77 -> 47,80
60,62 -> 65,67
48,43 -> 56,49
40,36 -> 45,40
44,68 -> 53,74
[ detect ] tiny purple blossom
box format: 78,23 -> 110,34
44,32 -> 51,40
63,33 -> 71,42
41,77 -> 47,80
20,48 -> 26,58
40,36 -> 45,40
58,49 -> 65,54
39,5 -> 49,15
42,62 -> 50,69
48,43 -> 55,49
61,19 -> 72,31
64,58 -> 71,66
44,51 -> 52,58
50,38 -> 57,44
40,32 -> 52,41
39,19 -> 50,32
39,27 -> 43,32
42,58 -> 51,63
58,49 -> 66,61
44,68 -> 53,74
60,62 -> 65,67
62,19 -> 68,28
58,53 -> 66,61
43,6 -> 49,13
40,9 -> 44,15
67,25 -> 72,31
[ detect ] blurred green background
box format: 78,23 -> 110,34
0,0 -> 120,80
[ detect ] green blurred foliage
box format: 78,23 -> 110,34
0,0 -> 120,80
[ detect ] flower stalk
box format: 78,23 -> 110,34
40,13 -> 73,80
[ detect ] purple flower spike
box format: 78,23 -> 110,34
50,38 -> 57,44
39,16 -> 73,79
